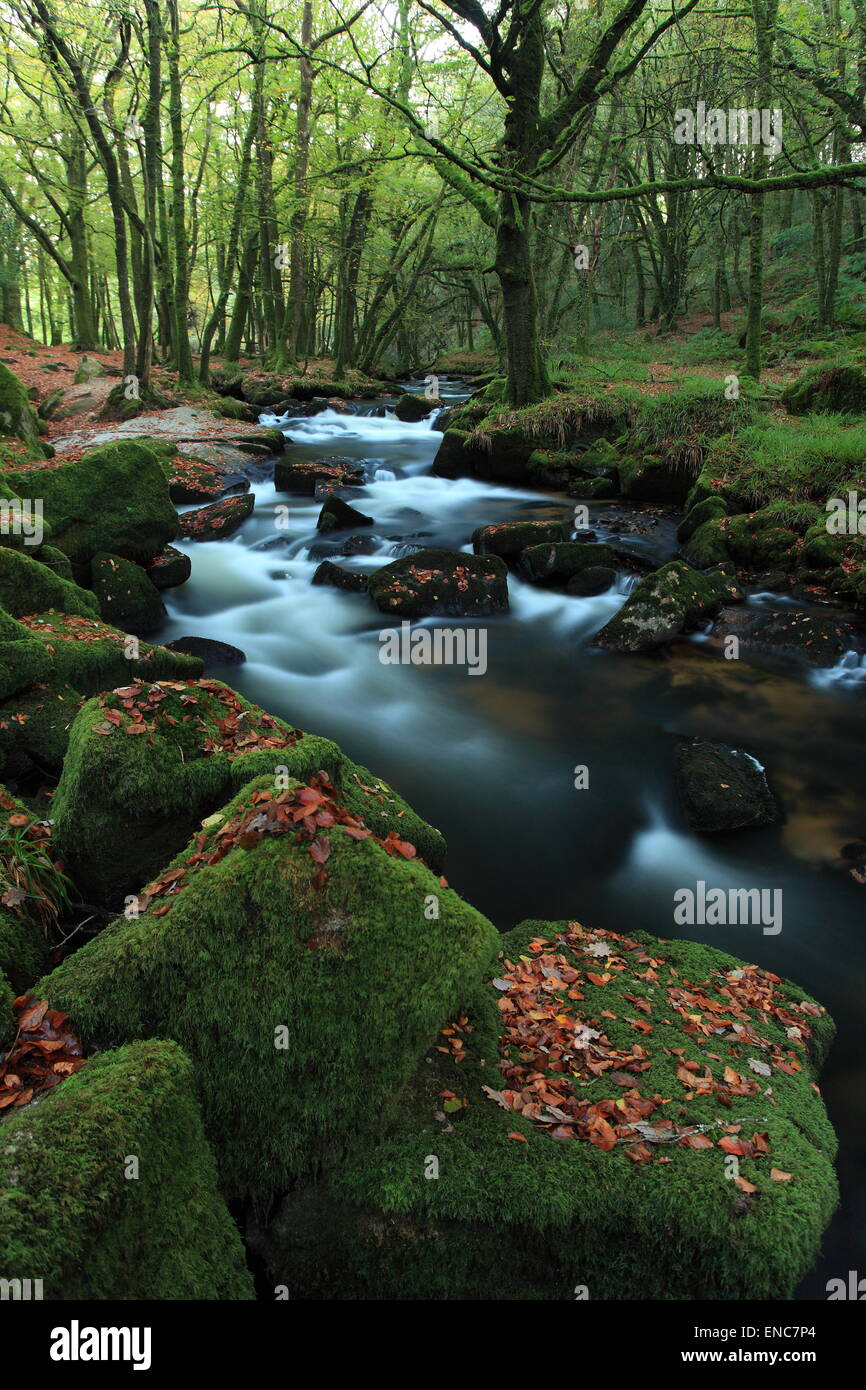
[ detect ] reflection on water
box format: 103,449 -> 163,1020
157,391 -> 866,1300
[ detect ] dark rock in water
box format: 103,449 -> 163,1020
618,455 -> 691,505
317,495 -> 374,532
312,561 -> 369,593
368,548 -> 508,618
574,528 -> 598,542
275,456 -> 364,494
519,541 -> 617,586
268,397 -> 334,418
473,519 -> 568,559
179,494 -> 254,541
567,566 -> 616,596
675,739 -> 779,832
709,606 -> 860,669
308,534 -> 381,561
91,552 -> 166,635
146,544 -> 191,591
394,392 -> 437,422
594,561 -> 742,652
166,636 -> 246,666
343,534 -> 379,555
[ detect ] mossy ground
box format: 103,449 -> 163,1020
0,1039 -> 254,1299
39,773 -> 498,1203
264,921 -> 837,1301
14,612 -> 201,696
0,546 -> 99,619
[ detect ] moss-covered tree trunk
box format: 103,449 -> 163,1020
744,0 -> 780,380
495,14 -> 550,407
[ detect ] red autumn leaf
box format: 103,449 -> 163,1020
310,836 -> 330,865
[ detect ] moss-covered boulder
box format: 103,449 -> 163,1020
91,552 -> 166,635
4,440 -> 179,568
51,678 -> 345,906
681,517 -> 732,568
594,561 -> 741,653
518,541 -> 618,587
678,495 -> 729,546
782,364 -> 866,416
717,512 -> 802,573
394,393 -> 437,422
0,608 -> 52,700
0,361 -> 46,453
675,740 -> 779,832
0,546 -> 98,620
0,681 -> 85,778
0,1039 -> 254,1299
472,519 -> 568,559
369,549 -> 508,618
40,774 -> 498,1201
15,612 -> 201,696
618,454 -> 692,504
254,920 -> 837,1301
35,545 -> 74,582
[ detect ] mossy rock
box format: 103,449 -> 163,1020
0,681 -> 85,778
0,546 -> 98,620
91,552 -> 166,635
594,561 -> 741,653
255,921 -> 837,1300
368,549 -> 508,618
14,612 -> 201,697
0,361 -> 46,453
215,397 -> 261,422
718,513 -> 801,572
518,541 -> 617,587
0,1039 -> 254,1299
678,496 -> 729,545
782,365 -> 866,416
0,905 -> 50,995
0,608 -> 53,701
567,475 -> 616,500
35,545 -> 74,582
681,517 -> 731,568
618,454 -> 692,505
5,439 -> 179,568
40,775 -> 498,1202
338,763 -> 446,872
394,393 -> 437,423
51,678 -> 346,907
472,520 -> 568,559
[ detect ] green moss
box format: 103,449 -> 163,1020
0,362 -> 47,453
35,545 -> 74,582
51,679 -> 345,906
0,1039 -> 254,1299
782,364 -> 866,416
628,379 -> 763,479
472,520 -> 568,558
40,775 -> 499,1202
0,906 -> 49,995
337,762 -> 447,872
681,518 -> 731,568
16,612 -> 201,697
0,547 -> 98,619
5,439 -> 179,567
90,552 -> 165,635
0,608 -> 53,701
263,922 -> 836,1301
677,496 -> 729,545
0,681 -> 85,777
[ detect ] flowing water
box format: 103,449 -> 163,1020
155,379 -> 866,1297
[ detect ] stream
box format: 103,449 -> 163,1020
154,378 -> 866,1299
